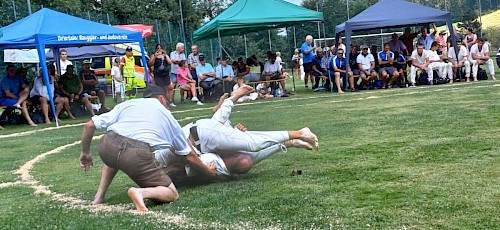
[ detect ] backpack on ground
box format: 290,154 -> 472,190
478,67 -> 488,80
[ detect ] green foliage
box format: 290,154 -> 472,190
484,26 -> 500,50
457,8 -> 482,33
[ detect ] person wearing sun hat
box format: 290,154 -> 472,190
79,85 -> 216,212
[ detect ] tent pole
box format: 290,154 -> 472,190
344,29 -> 352,91
316,3 -> 321,47
286,27 -> 296,93
106,13 -> 110,25
139,40 -> 149,86
218,29 -> 222,59
210,38 -> 215,64
155,19 -> 161,44
268,30 -> 272,51
244,35 -> 248,59
12,0 -> 17,20
37,44 -> 58,127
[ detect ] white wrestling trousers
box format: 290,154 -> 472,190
197,99 -> 289,153
429,62 -> 453,80
459,60 -> 471,78
470,59 -> 495,78
410,65 -> 433,83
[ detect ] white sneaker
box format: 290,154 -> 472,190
191,97 -> 199,102
13,103 -> 21,109
196,101 -> 204,105
169,103 -> 177,107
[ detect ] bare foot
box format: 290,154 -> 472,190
91,197 -> 105,205
212,93 -> 230,113
338,90 -> 344,94
69,115 -> 76,119
45,119 -> 51,124
29,123 -> 38,127
285,139 -> 313,150
128,187 -> 149,212
299,127 -> 319,151
234,84 -> 254,96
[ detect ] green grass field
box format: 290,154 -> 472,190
1,80 -> 500,229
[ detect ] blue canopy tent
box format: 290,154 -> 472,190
0,8 -> 149,126
334,0 -> 457,89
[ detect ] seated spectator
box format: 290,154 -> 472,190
0,65 -> 37,126
370,45 -> 380,72
378,43 -> 400,88
409,43 -> 432,87
256,83 -> 273,99
428,41 -> 453,83
246,57 -> 261,82
177,60 -> 202,105
330,48 -> 352,93
312,48 -> 328,91
58,65 -> 95,116
263,53 -> 287,91
349,45 -> 361,90
469,38 -> 496,81
436,30 -> 447,55
465,27 -> 478,51
215,56 -> 236,94
16,67 -> 30,86
357,45 -> 378,89
30,64 -> 74,124
232,78 -> 258,102
395,52 -> 407,86
231,61 -> 239,76
448,39 -> 471,82
197,53 -> 222,103
389,33 -> 407,54
418,25 -> 437,50
79,60 -> 108,112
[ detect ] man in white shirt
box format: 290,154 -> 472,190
448,39 -> 471,82
53,49 -> 72,77
469,38 -> 496,81
410,43 -> 432,87
79,86 -> 216,212
357,45 -> 378,88
428,41 -> 453,84
264,53 -> 286,91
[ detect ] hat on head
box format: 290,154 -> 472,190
126,46 -> 133,52
199,53 -> 205,60
143,85 -> 167,98
360,44 -> 369,49
456,38 -> 463,42
439,30 -> 447,35
83,60 -> 91,64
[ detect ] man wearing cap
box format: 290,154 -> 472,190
79,85 -> 216,212
58,64 -> 95,116
448,39 -> 471,82
215,56 -> 236,94
357,45 -> 378,89
120,47 -> 137,99
79,60 -> 108,113
197,54 -> 220,102
263,53 -> 287,91
169,43 -> 187,107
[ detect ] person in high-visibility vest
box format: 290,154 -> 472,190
120,47 -> 137,99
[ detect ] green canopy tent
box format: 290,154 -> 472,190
193,0 -> 323,91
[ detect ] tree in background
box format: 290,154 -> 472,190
457,8 -> 482,34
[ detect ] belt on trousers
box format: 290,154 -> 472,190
189,125 -> 201,151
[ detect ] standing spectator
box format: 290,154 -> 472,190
59,65 -> 95,117
469,38 -> 496,81
301,35 -> 316,89
337,37 -> 347,56
448,39 -> 470,82
215,57 -> 236,94
169,43 -> 186,107
399,27 -> 418,56
0,65 -> 36,126
111,58 -> 125,103
197,54 -> 221,103
465,27 -> 478,51
120,47 -> 137,99
276,51 -> 283,71
447,27 -> 467,50
291,49 -> 300,78
79,60 -> 108,113
54,49 -> 72,77
418,25 -> 437,50
187,44 -> 201,100
148,44 -> 172,99
389,33 -> 407,54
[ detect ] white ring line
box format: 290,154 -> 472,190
11,135 -> 269,229
1,82 -> 497,140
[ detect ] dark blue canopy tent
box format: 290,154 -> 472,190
334,0 -> 457,89
0,8 -> 149,126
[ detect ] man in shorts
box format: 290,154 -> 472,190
357,45 -> 378,89
120,47 -> 137,99
79,86 -> 216,212
378,43 -> 400,88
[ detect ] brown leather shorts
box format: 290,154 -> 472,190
98,131 -> 172,188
